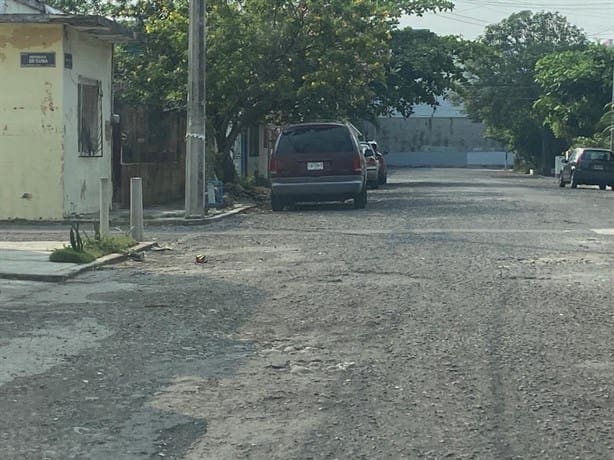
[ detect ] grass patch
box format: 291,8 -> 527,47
49,234 -> 137,264
85,235 -> 136,258
49,247 -> 97,264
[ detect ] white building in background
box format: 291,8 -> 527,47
364,96 -> 512,168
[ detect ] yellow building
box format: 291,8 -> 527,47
0,0 -> 131,220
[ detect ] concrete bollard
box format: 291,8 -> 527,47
130,177 -> 144,242
99,178 -> 110,238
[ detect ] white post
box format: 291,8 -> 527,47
130,177 -> 144,242
99,177 -> 110,238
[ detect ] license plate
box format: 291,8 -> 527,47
593,164 -> 604,170
307,162 -> 324,171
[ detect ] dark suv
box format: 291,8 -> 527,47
269,122 -> 367,211
559,147 -> 614,190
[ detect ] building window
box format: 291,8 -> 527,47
248,126 -> 259,157
78,79 -> 103,157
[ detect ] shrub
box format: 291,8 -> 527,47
49,234 -> 137,263
85,235 -> 136,258
49,247 -> 96,264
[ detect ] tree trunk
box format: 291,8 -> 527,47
540,127 -> 557,176
214,127 -> 240,184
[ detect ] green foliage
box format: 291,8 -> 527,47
112,0 -> 189,110
239,172 -> 270,189
534,45 -> 614,145
49,234 -> 136,263
377,28 -> 465,118
45,0 -> 108,14
49,248 -> 96,264
456,11 -> 588,171
205,0 -> 453,181
47,0 -> 454,182
69,224 -> 84,252
84,235 -> 137,259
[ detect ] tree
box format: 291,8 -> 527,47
48,0 -> 454,182
457,11 -> 588,171
204,0 -> 454,180
376,28 -> 465,118
534,45 -> 614,146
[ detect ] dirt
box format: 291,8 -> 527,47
2,169 -> 614,459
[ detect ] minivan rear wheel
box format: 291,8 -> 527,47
353,185 -> 367,209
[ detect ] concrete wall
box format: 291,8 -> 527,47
385,150 -> 513,168
0,24 -> 64,219
363,116 -> 508,169
0,23 -> 113,219
62,27 -> 112,216
364,117 -> 503,154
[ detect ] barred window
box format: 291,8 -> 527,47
78,79 -> 102,157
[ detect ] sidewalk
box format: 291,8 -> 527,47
0,203 -> 256,282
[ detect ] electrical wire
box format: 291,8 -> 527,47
405,0 -> 614,40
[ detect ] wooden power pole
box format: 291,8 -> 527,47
185,0 -> 206,218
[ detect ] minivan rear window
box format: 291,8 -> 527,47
276,126 -> 354,155
583,150 -> 614,161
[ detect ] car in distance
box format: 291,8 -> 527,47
269,122 -> 368,211
559,147 -> 614,190
368,140 -> 387,185
360,142 -> 380,189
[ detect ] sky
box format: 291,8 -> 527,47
399,0 -> 614,42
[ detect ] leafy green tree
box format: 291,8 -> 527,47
48,0 -> 454,181
457,11 -> 588,172
206,0 -> 454,180
114,0 -> 189,111
376,28 -> 465,118
534,45 -> 614,147
44,0 -> 107,14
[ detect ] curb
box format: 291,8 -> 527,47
0,204 -> 257,227
0,203 -> 257,283
119,204 -> 258,226
0,242 -> 156,283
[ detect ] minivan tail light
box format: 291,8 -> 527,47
270,157 -> 279,176
352,155 -> 362,172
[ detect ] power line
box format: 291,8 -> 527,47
400,0 -> 614,40
463,0 -> 613,7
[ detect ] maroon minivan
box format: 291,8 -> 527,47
269,122 -> 367,211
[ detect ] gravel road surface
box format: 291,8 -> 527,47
2,168 -> 614,459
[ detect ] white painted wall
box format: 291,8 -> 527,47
386,150 -> 513,168
62,26 -> 112,216
467,151 -> 514,167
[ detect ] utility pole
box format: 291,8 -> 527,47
610,66 -> 613,151
185,0 -> 206,218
